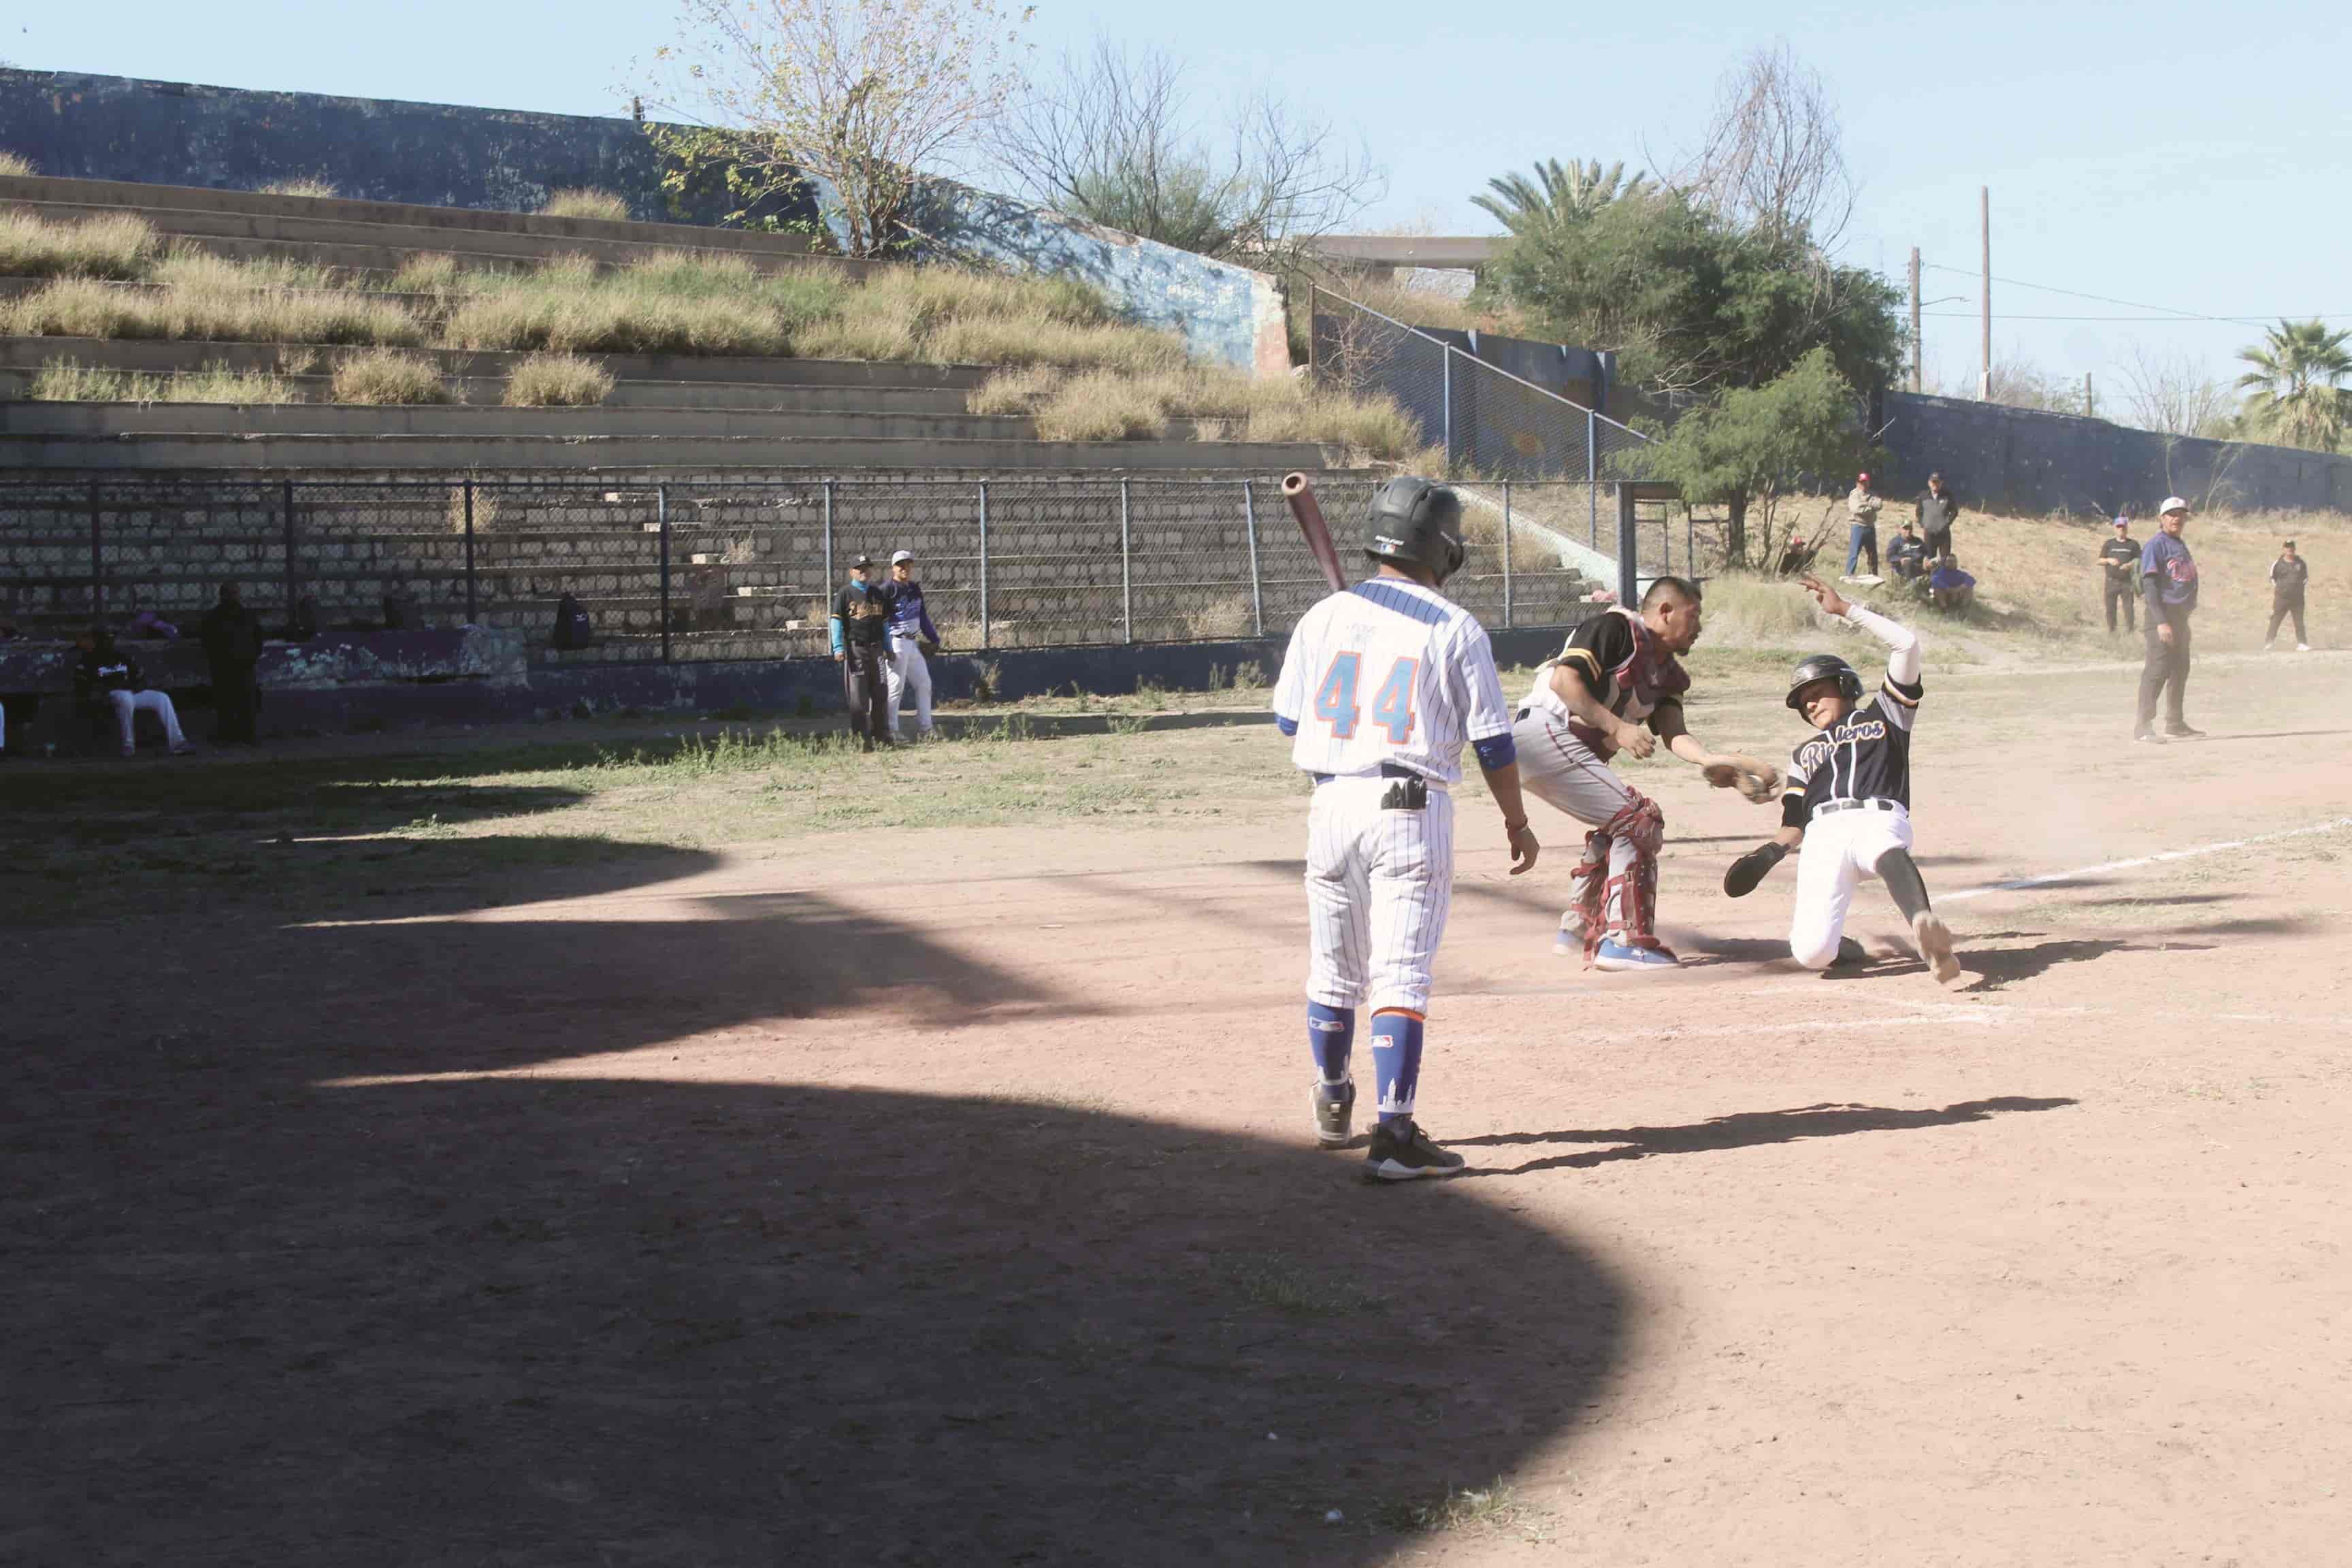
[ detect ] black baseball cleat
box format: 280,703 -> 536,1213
1312,1079 -> 1356,1149
1363,1117 -> 1466,1181
2163,723 -> 2207,740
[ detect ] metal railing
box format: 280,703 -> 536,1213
0,472 -> 1607,662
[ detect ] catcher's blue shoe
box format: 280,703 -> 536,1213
1592,935 -> 1678,973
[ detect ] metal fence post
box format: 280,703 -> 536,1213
1242,480 -> 1264,638
1120,478 -> 1133,644
657,483 -> 672,665
1615,483 -> 1639,606
1441,350 -> 1455,476
821,478 -> 834,595
977,480 -> 990,649
1586,410 -> 1599,551
87,478 -> 104,621
280,478 -> 298,626
1501,479 -> 1513,630
461,478 -> 478,626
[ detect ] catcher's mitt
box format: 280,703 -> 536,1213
1703,755 -> 1784,804
1722,840 -> 1789,898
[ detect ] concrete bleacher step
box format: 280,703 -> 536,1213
0,401 -> 1041,442
1,174 -> 819,257
0,336 -> 996,391
0,430 -> 1335,472
0,368 -> 980,416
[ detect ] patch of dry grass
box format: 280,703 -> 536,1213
539,189 -> 631,221
0,210 -> 160,280
975,362 -> 1414,454
257,178 -> 340,199
502,351 -> 615,407
0,150 -> 35,177
330,348 -> 455,405
31,357 -> 297,403
444,251 -> 834,356
384,254 -> 462,296
1,268 -> 427,346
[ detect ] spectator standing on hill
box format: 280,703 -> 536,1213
2099,512 -> 2140,635
2266,540 -> 2310,651
200,583 -> 266,745
1886,522 -> 1928,582
830,555 -> 894,751
881,549 -> 943,742
75,627 -> 194,757
2136,497 -> 2202,744
1928,554 -> 1976,616
1842,472 -> 1882,578
1916,472 -> 1961,561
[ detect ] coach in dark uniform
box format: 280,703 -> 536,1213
2097,513 -> 2139,635
830,555 -> 894,751
2267,540 -> 2310,651
2136,497 -> 2201,744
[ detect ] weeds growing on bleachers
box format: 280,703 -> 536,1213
503,351 -> 615,407
539,189 -> 632,221
330,348 -> 456,405
0,150 -> 35,177
975,362 -> 1418,458
0,210 -> 160,280
256,178 -> 340,199
31,356 -> 297,404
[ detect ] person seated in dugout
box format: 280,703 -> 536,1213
74,627 -> 195,757
1927,554 -> 1977,616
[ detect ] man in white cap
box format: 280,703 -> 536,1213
2136,497 -> 2202,744
881,549 -> 942,742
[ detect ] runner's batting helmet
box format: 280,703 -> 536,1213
1362,476 -> 1466,585
1784,653 -> 1864,711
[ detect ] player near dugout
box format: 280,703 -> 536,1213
1508,577 -> 1783,971
1722,575 -> 1963,987
1271,476 -> 1539,1181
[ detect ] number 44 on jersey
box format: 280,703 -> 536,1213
1313,652 -> 1420,743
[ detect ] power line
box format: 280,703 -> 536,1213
1920,312 -> 2347,323
1917,261 -> 2344,327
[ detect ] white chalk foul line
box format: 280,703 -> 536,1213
1941,816 -> 2352,904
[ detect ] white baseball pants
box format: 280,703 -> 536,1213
1303,778 -> 1454,1016
1790,802 -> 1914,969
108,689 -> 187,753
886,634 -> 933,740
1509,709 -> 1639,930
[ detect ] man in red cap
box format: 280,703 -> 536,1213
1842,472 -> 1882,579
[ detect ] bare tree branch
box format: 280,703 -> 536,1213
1673,44 -> 1855,246
2121,343 -> 2237,439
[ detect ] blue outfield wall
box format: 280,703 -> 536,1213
0,67 -> 800,227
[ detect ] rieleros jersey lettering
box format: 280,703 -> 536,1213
1786,679 -> 1921,811
1520,606 -> 1688,758
1272,577 -> 1512,784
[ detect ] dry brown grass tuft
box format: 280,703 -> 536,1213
31,357 -> 297,404
538,189 -> 632,221
502,352 -> 615,406
331,348 -> 455,405
0,150 -> 36,177
975,362 -> 1414,455
1032,370 -> 1171,440
443,251 -> 834,356
385,254 -> 463,296
257,178 -> 340,199
0,210 -> 161,280
3,270 -> 427,346
965,364 -> 1062,416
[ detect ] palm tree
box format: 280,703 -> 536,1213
1472,158 -> 1648,240
2235,318 -> 2352,451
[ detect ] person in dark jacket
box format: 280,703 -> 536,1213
2266,540 -> 2310,651
75,627 -> 194,757
1915,472 -> 1961,561
200,583 -> 267,744
2098,512 -> 2140,634
829,555 -> 894,751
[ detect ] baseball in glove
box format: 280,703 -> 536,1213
1722,840 -> 1790,898
1703,755 -> 1784,804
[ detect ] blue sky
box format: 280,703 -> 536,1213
10,0 -> 2349,410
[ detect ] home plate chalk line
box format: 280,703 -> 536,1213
1941,816 -> 2352,904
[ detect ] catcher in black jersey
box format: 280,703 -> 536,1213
1722,576 -> 1964,987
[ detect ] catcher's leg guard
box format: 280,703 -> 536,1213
1594,794 -> 1671,960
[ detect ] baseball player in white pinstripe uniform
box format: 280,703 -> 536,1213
1271,478 -> 1539,1181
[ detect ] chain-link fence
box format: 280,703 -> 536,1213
0,472 -> 1610,662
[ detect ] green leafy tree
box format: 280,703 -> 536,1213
2235,318 -> 2352,453
1471,158 -> 1647,241
1637,347 -> 1870,566
1482,186 -> 1901,399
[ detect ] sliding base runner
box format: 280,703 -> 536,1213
1270,477 -> 1539,1181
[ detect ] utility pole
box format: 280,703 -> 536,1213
2085,372 -> 2095,419
1909,247 -> 1923,394
1978,186 -> 1992,400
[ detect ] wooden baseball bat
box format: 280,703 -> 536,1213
1281,473 -> 1348,594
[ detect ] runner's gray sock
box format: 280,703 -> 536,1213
1876,848 -> 1933,926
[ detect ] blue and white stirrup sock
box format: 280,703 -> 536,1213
1369,1009 -> 1426,1124
1307,1002 -> 1355,1087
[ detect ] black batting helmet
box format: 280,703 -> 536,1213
1362,476 -> 1466,585
1784,653 -> 1864,711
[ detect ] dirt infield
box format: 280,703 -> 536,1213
6,647 -> 2350,1564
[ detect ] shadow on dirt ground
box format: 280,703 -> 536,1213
5,839 -> 1631,1566
1452,1097 -> 2079,1178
